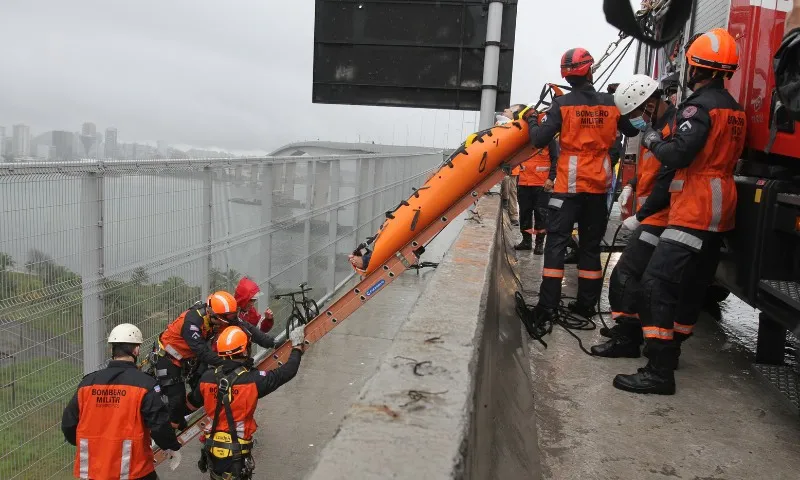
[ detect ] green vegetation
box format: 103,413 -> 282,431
0,249 -> 298,477
0,359 -> 82,479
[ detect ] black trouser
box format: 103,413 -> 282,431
539,193 -> 608,309
209,453 -> 254,479
517,185 -> 550,235
640,226 -> 723,370
155,356 -> 186,428
608,223 -> 665,339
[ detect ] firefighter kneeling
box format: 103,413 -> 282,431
187,324 -> 306,479
590,73 -> 678,358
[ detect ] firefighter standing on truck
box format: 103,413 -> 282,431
613,29 -> 747,395
514,110 -> 559,254
519,47 -> 639,336
591,74 -> 678,359
153,291 -> 276,430
187,324 -> 307,479
62,323 -> 181,480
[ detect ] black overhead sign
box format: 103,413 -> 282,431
312,0 -> 518,111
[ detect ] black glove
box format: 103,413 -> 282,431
526,114 -> 539,129
641,128 -> 662,150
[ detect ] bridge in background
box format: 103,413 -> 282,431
1,141 -> 799,480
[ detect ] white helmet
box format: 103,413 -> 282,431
108,323 -> 143,344
614,74 -> 660,115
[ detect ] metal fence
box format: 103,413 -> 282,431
0,151 -> 443,479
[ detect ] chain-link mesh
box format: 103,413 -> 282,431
0,153 -> 441,479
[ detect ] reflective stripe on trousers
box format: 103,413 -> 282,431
661,228 -> 703,250
638,230 -> 660,246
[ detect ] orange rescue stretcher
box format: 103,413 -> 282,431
152,90 -> 563,467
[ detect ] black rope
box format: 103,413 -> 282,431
594,37 -> 635,91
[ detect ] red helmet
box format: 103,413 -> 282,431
560,48 -> 594,78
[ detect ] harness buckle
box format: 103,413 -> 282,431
218,377 -> 230,393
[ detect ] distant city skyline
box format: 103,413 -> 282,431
0,119 -> 247,162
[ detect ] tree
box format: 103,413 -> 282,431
209,267 -> 242,293
0,252 -> 14,272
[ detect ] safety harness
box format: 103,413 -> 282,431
145,302 -> 208,387
199,365 -> 254,480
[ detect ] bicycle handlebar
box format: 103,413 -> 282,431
274,287 -> 313,300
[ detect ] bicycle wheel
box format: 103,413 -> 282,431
285,313 -> 306,340
303,299 -> 319,321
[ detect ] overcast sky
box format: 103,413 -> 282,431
0,0 -> 637,154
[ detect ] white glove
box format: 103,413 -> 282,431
617,185 -> 632,217
289,325 -> 305,347
165,449 -> 182,471
622,215 -> 641,231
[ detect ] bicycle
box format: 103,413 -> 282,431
274,282 -> 319,340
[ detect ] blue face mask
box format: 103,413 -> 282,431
629,116 -> 648,131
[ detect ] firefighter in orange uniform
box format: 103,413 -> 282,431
154,291 -> 275,430
591,74 -> 678,358
514,111 -> 559,254
614,29 -> 747,394
520,47 -> 639,336
62,324 -> 180,480
187,324 -> 306,479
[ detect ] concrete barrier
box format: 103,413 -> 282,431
306,195 -> 540,479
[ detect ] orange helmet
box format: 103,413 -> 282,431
685,28 -> 739,73
216,326 -> 249,357
207,291 -> 238,321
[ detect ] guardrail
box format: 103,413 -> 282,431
0,151 -> 443,479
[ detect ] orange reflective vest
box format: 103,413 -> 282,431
635,121 -> 673,228
198,369 -> 261,441
159,308 -> 214,366
668,107 -> 746,232
73,367 -> 156,479
555,104 -> 620,194
518,145 -> 553,187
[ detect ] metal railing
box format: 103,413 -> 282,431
0,151 -> 443,479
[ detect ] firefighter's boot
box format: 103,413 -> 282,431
533,233 -> 545,255
567,300 -> 595,318
591,320 -> 642,358
515,232 -> 532,251
612,348 -> 677,395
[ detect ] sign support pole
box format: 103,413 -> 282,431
478,0 -> 505,130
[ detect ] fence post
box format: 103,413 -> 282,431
80,169 -> 105,374
372,158 -> 384,232
201,166 -> 213,298
327,161 -> 340,295
260,162 -> 274,299
303,161 -> 316,284
352,158 -> 363,241
394,157 -> 403,204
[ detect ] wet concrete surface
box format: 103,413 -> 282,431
511,221 -> 800,479
306,195 -> 540,480
157,212 -> 467,479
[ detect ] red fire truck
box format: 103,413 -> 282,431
630,0 -> 799,371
